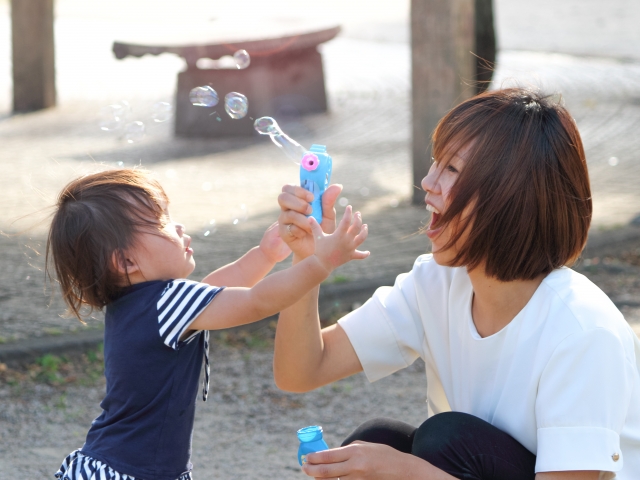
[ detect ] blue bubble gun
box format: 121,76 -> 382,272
300,144 -> 333,224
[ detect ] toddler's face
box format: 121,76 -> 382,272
128,208 -> 196,282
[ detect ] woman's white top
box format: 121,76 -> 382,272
338,254 -> 640,477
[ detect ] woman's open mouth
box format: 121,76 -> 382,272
426,204 -> 443,240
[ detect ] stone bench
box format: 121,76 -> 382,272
112,21 -> 340,137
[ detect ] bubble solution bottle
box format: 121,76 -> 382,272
297,425 -> 329,466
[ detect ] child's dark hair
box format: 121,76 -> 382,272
431,87 -> 592,281
46,169 -> 169,320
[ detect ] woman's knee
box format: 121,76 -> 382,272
412,412 -> 536,480
412,411 -> 478,461
341,417 -> 416,453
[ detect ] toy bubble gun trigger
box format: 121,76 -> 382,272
300,144 -> 333,224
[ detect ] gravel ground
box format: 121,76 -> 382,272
0,340 -> 429,479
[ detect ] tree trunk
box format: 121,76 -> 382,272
11,0 -> 56,112
474,0 -> 496,94
411,0 -> 476,205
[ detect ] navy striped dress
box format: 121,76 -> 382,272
56,280 -> 223,480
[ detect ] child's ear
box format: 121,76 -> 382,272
111,250 -> 140,276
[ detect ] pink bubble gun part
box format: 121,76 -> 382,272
300,145 -> 332,224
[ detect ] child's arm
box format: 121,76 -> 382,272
187,207 -> 368,331
201,222 -> 291,288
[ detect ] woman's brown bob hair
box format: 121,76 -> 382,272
46,169 -> 169,320
431,88 -> 592,281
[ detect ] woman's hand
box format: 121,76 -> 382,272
301,441 -> 451,480
278,184 -> 343,260
258,221 -> 292,264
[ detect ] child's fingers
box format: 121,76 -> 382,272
336,205 -> 353,233
353,223 -> 369,246
347,211 -> 363,236
308,216 -> 325,240
352,249 -> 371,260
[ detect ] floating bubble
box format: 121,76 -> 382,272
99,104 -> 125,131
389,198 -> 399,208
202,181 -> 213,191
231,204 -> 248,225
254,116 -> 280,135
165,168 -> 177,179
117,161 -> 124,167
359,187 -> 370,197
124,121 -> 145,143
204,219 -> 218,237
151,102 -> 172,123
234,49 -> 251,69
338,197 -> 349,207
608,156 -> 619,166
254,116 -> 307,164
189,86 -> 219,107
225,92 -> 248,119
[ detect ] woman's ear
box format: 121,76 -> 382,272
111,249 -> 140,277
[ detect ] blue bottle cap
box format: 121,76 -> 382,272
297,425 -> 323,443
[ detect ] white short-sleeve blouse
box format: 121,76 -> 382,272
338,254 -> 640,477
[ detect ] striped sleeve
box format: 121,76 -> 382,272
156,280 -> 224,350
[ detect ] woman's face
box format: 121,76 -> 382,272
420,146 -> 471,265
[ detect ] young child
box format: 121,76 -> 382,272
47,168 -> 369,480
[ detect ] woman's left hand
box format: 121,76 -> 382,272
301,441 -> 437,480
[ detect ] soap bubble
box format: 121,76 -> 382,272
203,219 -> 218,237
124,121 -> 145,143
202,181 -> 212,191
225,92 -> 248,119
234,49 -> 251,69
117,161 -> 124,167
359,187 -> 370,197
99,104 -> 125,131
608,156 -> 619,166
254,116 -> 281,135
389,198 -> 399,208
254,116 -> 307,164
165,168 -> 177,179
189,86 -> 219,107
231,204 -> 248,225
338,197 -> 349,207
151,102 -> 172,123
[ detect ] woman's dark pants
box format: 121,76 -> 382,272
341,412 -> 536,480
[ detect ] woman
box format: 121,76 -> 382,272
274,88 -> 640,480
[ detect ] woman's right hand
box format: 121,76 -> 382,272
278,184 -> 343,260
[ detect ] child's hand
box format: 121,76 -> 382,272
259,222 -> 292,264
278,184 -> 342,259
310,205 -> 369,273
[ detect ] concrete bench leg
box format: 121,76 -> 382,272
175,47 -> 328,137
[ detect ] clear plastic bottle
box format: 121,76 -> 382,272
297,425 -> 329,465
